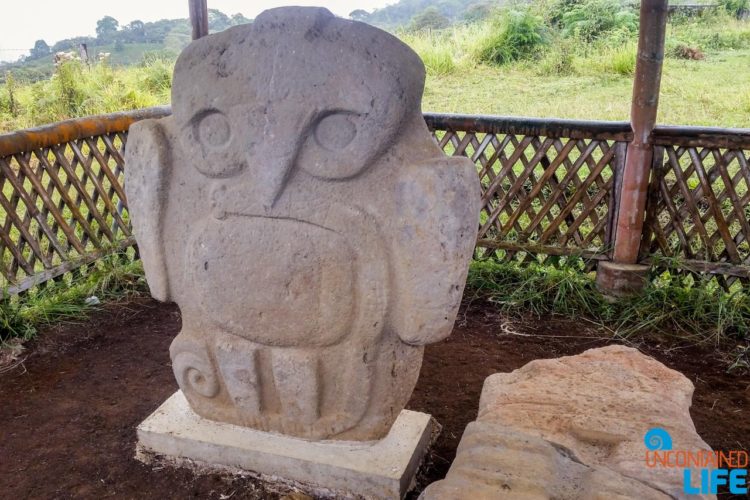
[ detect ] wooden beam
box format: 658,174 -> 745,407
189,0 -> 209,40
0,106 -> 171,158
611,0 -> 669,264
423,113 -> 633,141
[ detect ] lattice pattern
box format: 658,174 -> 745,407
0,133 -> 135,293
643,145 -> 750,286
1,112 -> 748,294
431,128 -> 622,264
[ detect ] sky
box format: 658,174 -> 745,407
0,0 -> 394,62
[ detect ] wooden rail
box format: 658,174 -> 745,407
653,125 -> 750,149
1,108 -> 749,294
423,114 -> 632,141
0,107 -> 171,157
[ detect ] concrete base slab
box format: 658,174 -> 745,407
136,391 -> 437,499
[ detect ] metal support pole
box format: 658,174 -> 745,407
189,0 -> 209,40
596,0 -> 668,297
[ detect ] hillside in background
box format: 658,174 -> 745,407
1,0 -> 495,81
1,0 -> 748,131
350,0 -> 497,28
0,9 -> 250,83
2,0 -> 723,81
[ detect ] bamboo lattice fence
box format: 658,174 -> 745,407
0,107 -> 749,294
0,107 -> 169,294
643,127 -> 750,287
424,114 -> 631,267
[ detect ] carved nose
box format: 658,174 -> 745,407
210,151 -> 296,218
210,101 -> 313,218
254,151 -> 296,209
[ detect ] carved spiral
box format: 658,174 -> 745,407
172,351 -> 220,399
644,427 -> 673,451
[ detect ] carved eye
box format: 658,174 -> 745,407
313,112 -> 358,151
197,110 -> 232,149
189,109 -> 245,178
298,110 -> 374,180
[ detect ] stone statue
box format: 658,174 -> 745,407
125,7 -> 480,441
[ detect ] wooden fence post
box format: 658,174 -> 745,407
78,43 -> 89,67
189,0 -> 209,40
596,0 -> 669,297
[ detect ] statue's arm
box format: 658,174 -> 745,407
387,155 -> 481,346
124,119 -> 173,301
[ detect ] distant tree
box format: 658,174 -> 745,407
409,7 -> 451,31
208,9 -> 231,32
230,13 -> 252,26
358,0 -> 468,29
29,39 -> 51,59
164,24 -> 192,53
350,9 -> 370,21
51,36 -> 97,53
5,71 -> 19,117
114,39 -> 125,52
720,0 -> 750,18
142,19 -> 189,44
463,3 -> 494,23
96,16 -> 120,41
126,20 -> 146,42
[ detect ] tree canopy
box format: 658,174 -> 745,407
29,40 -> 50,59
349,0 -> 485,28
410,7 -> 451,31
96,16 -> 120,40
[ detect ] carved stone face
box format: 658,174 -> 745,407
172,7 -> 424,212
125,7 -> 481,441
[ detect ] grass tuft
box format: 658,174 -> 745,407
1,253 -> 147,342
467,259 -> 750,344
536,37 -> 578,76
595,43 -> 637,76
476,9 -> 547,66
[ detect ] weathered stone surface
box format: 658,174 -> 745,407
125,6 -> 480,441
422,421 -> 672,500
137,391 -> 436,499
422,346 -> 714,499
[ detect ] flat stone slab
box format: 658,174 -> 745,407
137,391 -> 436,499
421,346 -> 714,500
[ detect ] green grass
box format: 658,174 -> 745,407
1,13 -> 749,131
419,50 -> 750,127
468,259 -> 750,345
94,43 -> 172,66
0,42 -> 168,84
6,253 -> 747,348
1,57 -> 173,131
399,31 -> 458,75
409,12 -> 750,127
1,253 -> 147,342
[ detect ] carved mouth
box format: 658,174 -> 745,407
190,215 -> 357,348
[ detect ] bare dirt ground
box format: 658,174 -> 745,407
1,297 -> 747,499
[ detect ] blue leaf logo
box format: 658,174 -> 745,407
644,427 -> 673,451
